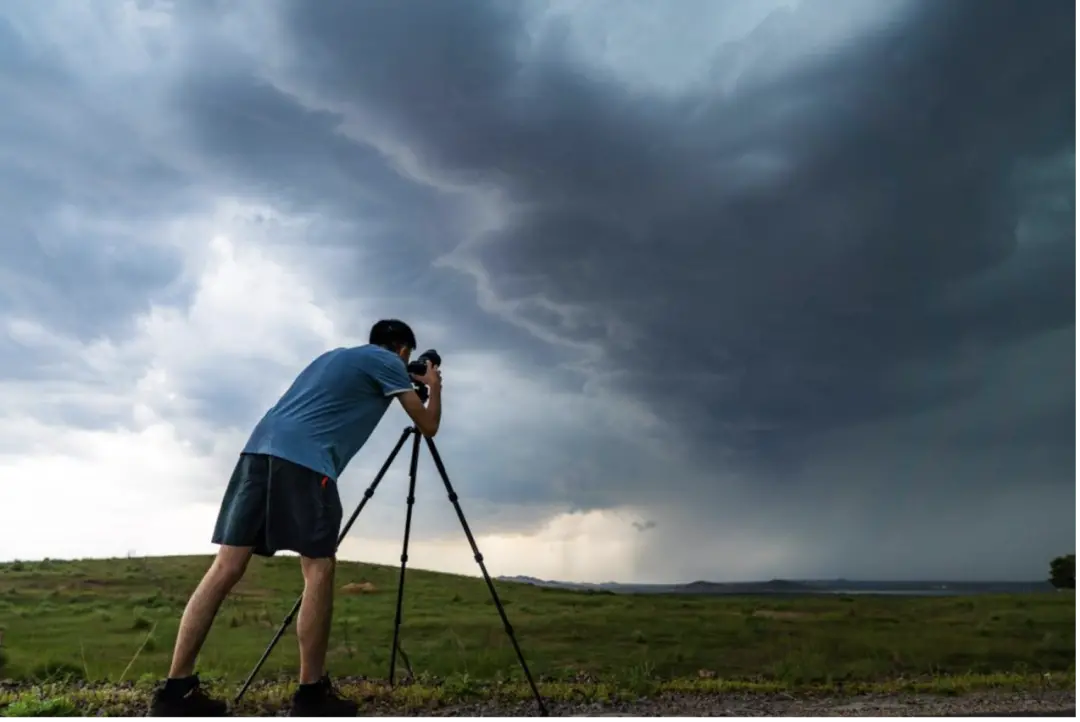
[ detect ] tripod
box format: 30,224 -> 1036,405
234,426 -> 548,715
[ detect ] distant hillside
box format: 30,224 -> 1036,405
495,575 -> 1056,596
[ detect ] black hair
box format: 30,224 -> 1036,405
369,319 -> 417,352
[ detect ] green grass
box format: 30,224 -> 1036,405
0,555 -> 1073,715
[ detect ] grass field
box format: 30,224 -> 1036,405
0,555 -> 1074,715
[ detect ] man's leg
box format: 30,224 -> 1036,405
149,454 -> 269,716
168,545 -> 254,678
265,458 -> 356,715
297,555 -> 336,683
166,454 -> 269,678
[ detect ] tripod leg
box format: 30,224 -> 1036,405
422,436 -> 549,716
338,427 -> 415,544
389,428 -> 422,685
233,426 -> 414,705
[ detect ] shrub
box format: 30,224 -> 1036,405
1,697 -> 79,717
1049,554 -> 1075,590
29,660 -> 85,683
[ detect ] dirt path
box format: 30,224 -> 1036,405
424,690 -> 1076,717
1,684 -> 1073,716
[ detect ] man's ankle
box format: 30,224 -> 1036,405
296,683 -> 320,698
162,674 -> 198,699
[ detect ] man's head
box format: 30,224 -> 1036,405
369,319 -> 417,362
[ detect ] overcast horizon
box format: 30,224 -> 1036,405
1,0 -> 1075,584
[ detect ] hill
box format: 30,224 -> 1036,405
495,575 -> 1057,595
0,555 -> 1074,715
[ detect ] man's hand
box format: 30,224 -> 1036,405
410,359 -> 442,389
399,360 -> 442,437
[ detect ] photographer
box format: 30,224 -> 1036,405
149,319 -> 441,717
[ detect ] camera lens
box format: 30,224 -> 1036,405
407,349 -> 440,377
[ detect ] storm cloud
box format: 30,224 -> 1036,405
0,0 -> 1073,582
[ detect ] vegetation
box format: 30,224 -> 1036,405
1049,554 -> 1075,590
0,556 -> 1074,715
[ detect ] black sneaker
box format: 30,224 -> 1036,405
288,676 -> 358,717
147,675 -> 228,717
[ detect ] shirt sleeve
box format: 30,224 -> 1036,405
368,353 -> 414,397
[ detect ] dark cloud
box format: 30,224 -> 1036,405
0,0 -> 1072,579
254,0 -> 1074,577
3,238 -> 187,341
252,0 -> 1073,458
0,12 -> 199,345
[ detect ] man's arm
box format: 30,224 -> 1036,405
397,384 -> 441,437
397,358 -> 442,437
368,353 -> 442,437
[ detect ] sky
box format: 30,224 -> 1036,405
0,0 -> 1074,583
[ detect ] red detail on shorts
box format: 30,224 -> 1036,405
320,476 -> 328,489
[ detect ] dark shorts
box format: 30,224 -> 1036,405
211,453 -> 343,559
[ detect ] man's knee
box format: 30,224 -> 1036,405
210,545 -> 252,587
300,555 -> 336,584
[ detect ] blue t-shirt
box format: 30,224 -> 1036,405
242,344 -> 414,480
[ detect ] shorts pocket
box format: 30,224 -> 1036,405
316,478 -> 343,538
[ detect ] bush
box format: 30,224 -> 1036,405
135,672 -> 159,690
1049,554 -> 1075,590
29,660 -> 85,683
1,697 -> 79,717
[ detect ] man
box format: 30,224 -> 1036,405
149,319 -> 442,717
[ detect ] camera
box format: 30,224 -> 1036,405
407,349 -> 441,377
407,349 -> 441,402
